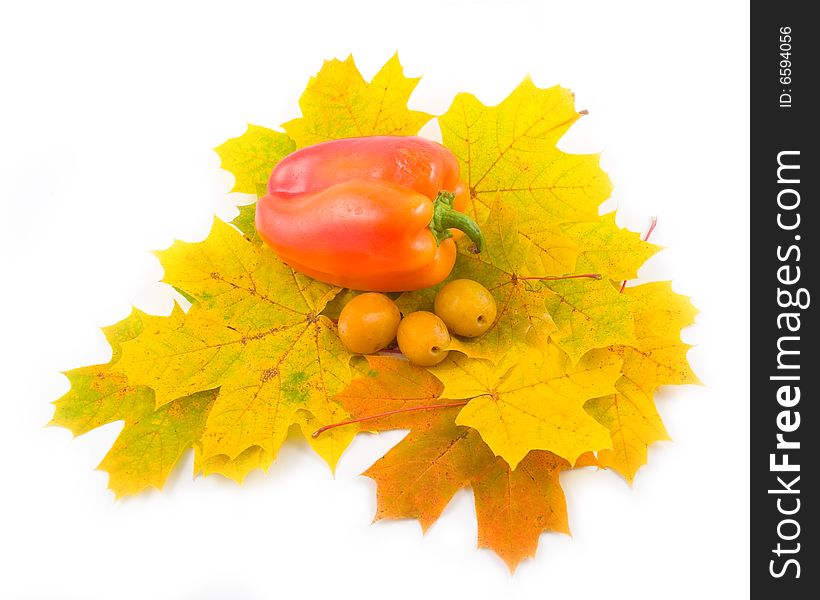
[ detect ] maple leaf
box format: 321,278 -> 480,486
215,124 -> 296,197
561,212 -> 661,281
194,444 -> 274,484
365,412 -> 494,530
438,78 -> 612,270
472,451 -> 572,571
367,421 -> 575,573
231,202 -> 259,241
51,312 -> 153,436
584,379 -> 668,484
284,54 -> 432,148
524,222 -> 580,277
113,218 -> 356,467
433,78 -> 652,363
51,312 -> 223,497
100,389 -> 219,497
434,344 -> 620,469
335,356 -> 578,572
542,276 -> 636,364
626,280 -> 699,344
335,355 -> 446,431
320,288 -> 365,321
585,282 -> 699,481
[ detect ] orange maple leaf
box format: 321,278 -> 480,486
333,356 -> 594,572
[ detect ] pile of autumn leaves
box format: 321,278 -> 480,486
52,55 -> 698,571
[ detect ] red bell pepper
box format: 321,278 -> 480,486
255,136 -> 483,291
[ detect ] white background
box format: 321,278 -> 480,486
0,1 -> 749,599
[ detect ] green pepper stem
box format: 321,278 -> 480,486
429,191 -> 485,252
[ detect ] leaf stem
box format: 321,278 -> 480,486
311,396 -> 491,438
517,273 -> 602,281
619,216 -> 658,293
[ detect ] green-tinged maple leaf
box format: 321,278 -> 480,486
320,288 -> 364,321
100,389 -> 218,498
51,312 -> 222,497
231,202 -> 259,241
585,282 -> 699,482
50,367 -> 154,437
543,277 -> 636,364
439,77 -> 612,269
154,217 -> 342,322
215,124 -> 296,196
284,54 -> 432,148
113,218 -> 355,465
51,312 -> 153,435
434,344 -> 620,468
335,357 -> 579,572
397,198 -> 559,362
561,212 -> 661,281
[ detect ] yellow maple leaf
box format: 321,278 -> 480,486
585,282 -> 699,481
114,218 -> 355,466
432,81 -> 636,364
156,217 -> 339,321
628,280 -> 700,342
283,54 -> 432,148
432,344 -> 620,468
193,407 -> 345,487
561,212 -> 661,281
214,124 -> 296,196
620,281 -> 700,393
194,444 -> 274,484
438,77 -> 612,268
523,221 -> 580,277
585,377 -> 669,483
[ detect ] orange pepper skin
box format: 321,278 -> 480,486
266,136 -> 462,199
256,136 -> 479,292
278,241 -> 457,292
